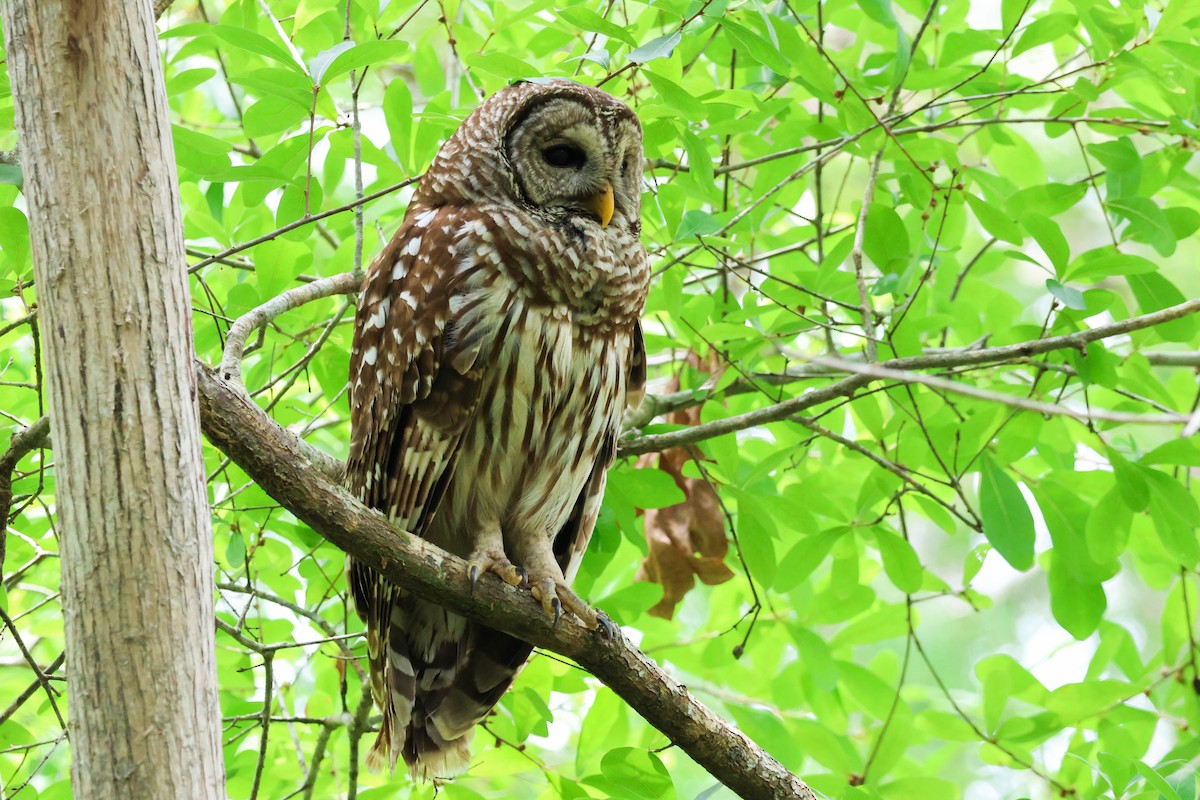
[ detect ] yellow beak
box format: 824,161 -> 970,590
586,181 -> 615,228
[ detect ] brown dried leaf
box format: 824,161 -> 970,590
633,354 -> 734,619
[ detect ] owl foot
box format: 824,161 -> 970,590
529,575 -> 603,631
466,546 -> 527,593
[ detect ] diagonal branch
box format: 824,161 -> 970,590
193,360 -> 815,800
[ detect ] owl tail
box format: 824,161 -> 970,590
370,607 -> 535,778
357,618 -> 475,782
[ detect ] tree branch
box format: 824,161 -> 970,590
0,415 -> 51,577
220,272 -> 359,385
619,298 -> 1200,456
193,360 -> 815,800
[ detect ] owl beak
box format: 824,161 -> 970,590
586,181 -> 615,228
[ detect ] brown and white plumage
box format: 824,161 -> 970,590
345,80 -> 648,780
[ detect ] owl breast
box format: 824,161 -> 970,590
427,289 -> 632,558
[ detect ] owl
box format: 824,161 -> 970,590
345,79 -> 649,780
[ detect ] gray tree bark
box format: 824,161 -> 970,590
0,1 -> 225,798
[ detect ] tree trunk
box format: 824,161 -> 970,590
0,2 -> 225,798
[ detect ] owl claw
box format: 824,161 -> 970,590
465,546 -> 525,592
529,574 -> 604,631
595,613 -> 615,639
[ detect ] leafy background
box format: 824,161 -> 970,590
3,0 -> 1200,798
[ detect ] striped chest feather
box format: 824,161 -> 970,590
429,296 -> 630,554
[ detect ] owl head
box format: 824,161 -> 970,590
416,79 -> 644,235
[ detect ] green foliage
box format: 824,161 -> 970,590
3,0 -> 1200,799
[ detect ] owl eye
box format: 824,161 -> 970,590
542,144 -> 587,169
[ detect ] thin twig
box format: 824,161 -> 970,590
248,651 -> 274,800
0,651 -> 65,728
0,605 -> 65,730
188,177 -> 420,273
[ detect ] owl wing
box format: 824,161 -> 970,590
346,204 -> 492,534
346,204 -> 494,772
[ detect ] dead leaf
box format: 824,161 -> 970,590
633,354 -> 734,619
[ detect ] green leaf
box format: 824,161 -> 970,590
1128,273 -> 1196,342
1109,197 -> 1177,256
1001,0 -> 1028,32
1046,681 -> 1135,724
1065,249 -> 1158,281
1142,469 -> 1200,567
963,544 -> 990,585
1089,138 -> 1141,199
643,71 -> 704,116
1005,182 -> 1087,218
1107,448 -> 1148,511
790,627 -> 840,691
228,68 -> 314,109
675,209 -> 721,240
978,456 -> 1036,571
463,51 -> 540,78
171,124 -> 232,177
1086,488 -> 1133,563
1165,206 -> 1200,240
1038,478 -> 1117,584
1046,279 -> 1085,310
872,527 -> 922,593
965,193 -> 1022,244
226,531 -> 246,568
212,24 -> 302,72
0,163 -> 22,188
1071,341 -> 1118,388
383,79 -> 413,170
723,20 -> 790,75
863,203 -> 911,269
0,207 -> 30,268
166,67 -> 217,95
1134,762 -> 1183,800
775,529 -> 847,592
1048,549 -> 1107,639
628,31 -> 682,64
1023,213 -> 1070,274
558,7 -> 638,46
1013,13 -> 1079,56
599,748 -> 675,800
309,41 -> 355,85
243,95 -> 310,137
318,40 -> 411,85
738,502 -> 778,590
878,777 -> 959,800
605,468 -> 686,510
859,0 -> 897,26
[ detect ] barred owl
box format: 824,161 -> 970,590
345,79 -> 649,780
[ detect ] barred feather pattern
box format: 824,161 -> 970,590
345,80 -> 648,781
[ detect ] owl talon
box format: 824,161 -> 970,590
595,613 -> 615,639
528,574 -> 603,631
465,545 -> 525,591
